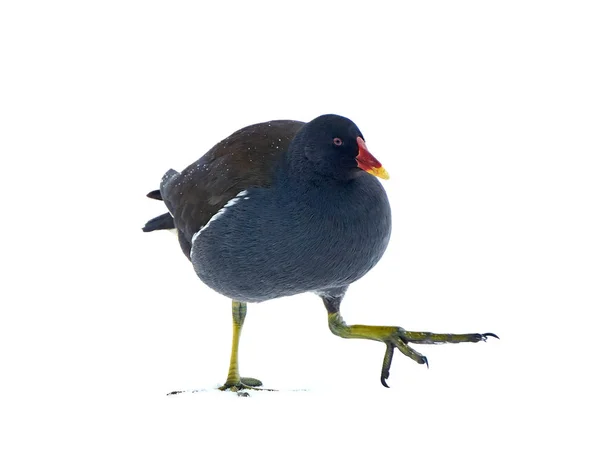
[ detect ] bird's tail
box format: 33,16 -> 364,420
142,212 -> 174,232
146,189 -> 163,201
142,189 -> 175,232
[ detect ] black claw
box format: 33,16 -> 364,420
381,376 -> 390,388
483,332 -> 499,340
422,356 -> 429,368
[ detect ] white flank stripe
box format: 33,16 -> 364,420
190,190 -> 249,249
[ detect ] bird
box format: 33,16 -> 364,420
143,114 -> 497,391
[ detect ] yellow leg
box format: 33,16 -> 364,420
323,296 -> 498,387
219,301 -> 263,392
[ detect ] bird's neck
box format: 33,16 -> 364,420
281,146 -> 357,188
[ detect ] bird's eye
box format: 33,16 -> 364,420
333,137 -> 343,146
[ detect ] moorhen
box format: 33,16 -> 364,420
143,114 -> 496,391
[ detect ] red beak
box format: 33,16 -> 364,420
356,137 -> 390,180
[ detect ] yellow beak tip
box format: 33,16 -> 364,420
367,166 -> 390,180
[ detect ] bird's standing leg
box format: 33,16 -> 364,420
321,293 -> 498,387
219,300 -> 264,392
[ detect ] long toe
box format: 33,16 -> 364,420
240,377 -> 263,387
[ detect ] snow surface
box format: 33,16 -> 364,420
1,1 -> 599,449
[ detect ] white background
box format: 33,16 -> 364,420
1,1 -> 599,449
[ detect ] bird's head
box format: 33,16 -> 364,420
291,114 -> 389,182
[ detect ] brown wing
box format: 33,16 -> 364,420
160,119 -> 305,258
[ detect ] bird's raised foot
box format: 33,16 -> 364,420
325,311 -> 498,388
379,328 -> 499,388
